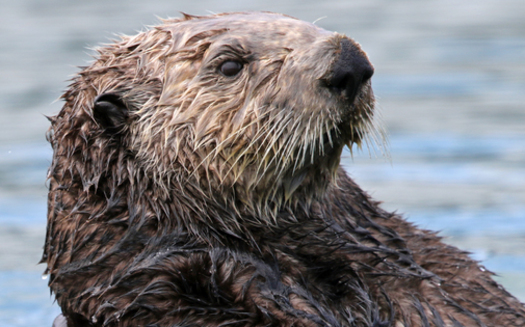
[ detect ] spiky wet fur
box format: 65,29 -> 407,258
43,12 -> 525,327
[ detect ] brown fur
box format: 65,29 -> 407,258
43,12 -> 525,326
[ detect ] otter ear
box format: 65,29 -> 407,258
93,93 -> 128,133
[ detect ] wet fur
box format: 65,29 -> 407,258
43,12 -> 525,326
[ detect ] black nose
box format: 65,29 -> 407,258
325,38 -> 374,101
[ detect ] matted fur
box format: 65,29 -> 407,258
43,12 -> 525,327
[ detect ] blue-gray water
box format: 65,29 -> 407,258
1,1 -> 524,326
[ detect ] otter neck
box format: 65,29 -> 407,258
124,171 -> 332,247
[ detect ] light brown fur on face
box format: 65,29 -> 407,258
44,12 -> 525,327
57,12 -> 381,227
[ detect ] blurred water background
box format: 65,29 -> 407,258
0,0 -> 524,326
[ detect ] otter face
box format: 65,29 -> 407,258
76,12 -> 383,215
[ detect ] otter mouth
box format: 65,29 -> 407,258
327,93 -> 373,150
316,81 -> 387,163
320,126 -> 349,154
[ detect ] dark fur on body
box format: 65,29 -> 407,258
43,12 -> 525,326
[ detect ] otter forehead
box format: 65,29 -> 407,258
165,12 -> 333,52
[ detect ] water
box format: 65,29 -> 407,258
0,0 -> 524,325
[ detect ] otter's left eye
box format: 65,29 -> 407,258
219,60 -> 243,77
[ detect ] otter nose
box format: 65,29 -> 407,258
325,38 -> 374,101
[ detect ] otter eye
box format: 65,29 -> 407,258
219,60 -> 243,77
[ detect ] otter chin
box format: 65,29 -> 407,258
43,12 -> 525,327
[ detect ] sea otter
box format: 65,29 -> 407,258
42,12 -> 525,327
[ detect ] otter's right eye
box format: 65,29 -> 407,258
219,60 -> 243,77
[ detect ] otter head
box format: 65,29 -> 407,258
49,12 -> 384,232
